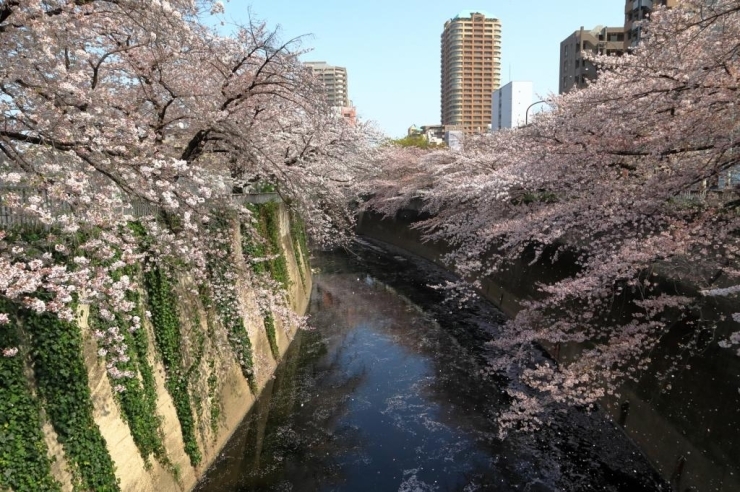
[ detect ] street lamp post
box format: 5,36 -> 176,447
525,100 -> 549,125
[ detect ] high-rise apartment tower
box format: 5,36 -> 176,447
441,10 -> 502,133
304,61 -> 350,108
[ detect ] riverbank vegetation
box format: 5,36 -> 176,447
366,0 -> 740,432
0,0 -> 376,488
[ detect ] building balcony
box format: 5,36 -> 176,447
631,0 -> 653,11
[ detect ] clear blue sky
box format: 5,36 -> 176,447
222,1 -> 625,138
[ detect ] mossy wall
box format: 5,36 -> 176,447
0,202 -> 311,492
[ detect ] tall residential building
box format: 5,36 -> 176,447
624,0 -> 678,49
440,10 -> 502,133
559,26 -> 625,93
491,81 -> 533,131
304,61 -> 350,108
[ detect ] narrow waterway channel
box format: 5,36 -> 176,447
196,239 -> 666,492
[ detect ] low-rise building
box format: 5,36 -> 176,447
491,81 -> 533,130
408,124 -> 463,147
445,130 -> 464,151
338,106 -> 357,126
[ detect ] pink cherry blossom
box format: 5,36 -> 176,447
367,0 -> 740,427
2,347 -> 19,357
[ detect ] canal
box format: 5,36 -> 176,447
196,239 -> 666,491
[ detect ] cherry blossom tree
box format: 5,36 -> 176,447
367,0 -> 740,431
0,0 -> 376,360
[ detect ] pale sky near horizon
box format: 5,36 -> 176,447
221,1 -> 625,138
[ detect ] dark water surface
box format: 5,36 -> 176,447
196,240 -> 666,492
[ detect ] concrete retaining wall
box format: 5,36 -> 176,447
358,208 -> 740,492
41,203 -> 312,492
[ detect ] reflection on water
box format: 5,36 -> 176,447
196,244 -> 666,492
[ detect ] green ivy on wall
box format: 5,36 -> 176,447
128,221 -> 203,467
0,301 -> 61,492
197,288 -> 222,436
289,210 -> 310,288
28,308 -> 120,491
125,287 -> 167,464
207,361 -> 220,436
246,203 -> 290,289
183,308 -> 206,420
0,210 -> 309,489
242,203 -> 311,362
143,263 -> 202,467
240,220 -> 268,277
205,215 -> 257,393
1,227 -> 120,491
263,313 -> 279,360
89,289 -> 166,467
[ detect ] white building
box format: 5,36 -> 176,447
445,130 -> 464,152
491,81 -> 533,131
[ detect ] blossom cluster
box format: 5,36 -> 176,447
0,0 -> 377,383
368,0 -> 740,427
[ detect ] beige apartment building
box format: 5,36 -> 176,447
304,61 -> 350,108
440,10 -> 502,133
624,0 -> 678,49
559,26 -> 625,93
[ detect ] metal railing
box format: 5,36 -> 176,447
0,187 -> 282,228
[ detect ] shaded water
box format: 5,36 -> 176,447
196,240 -> 666,491
358,209 -> 740,491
